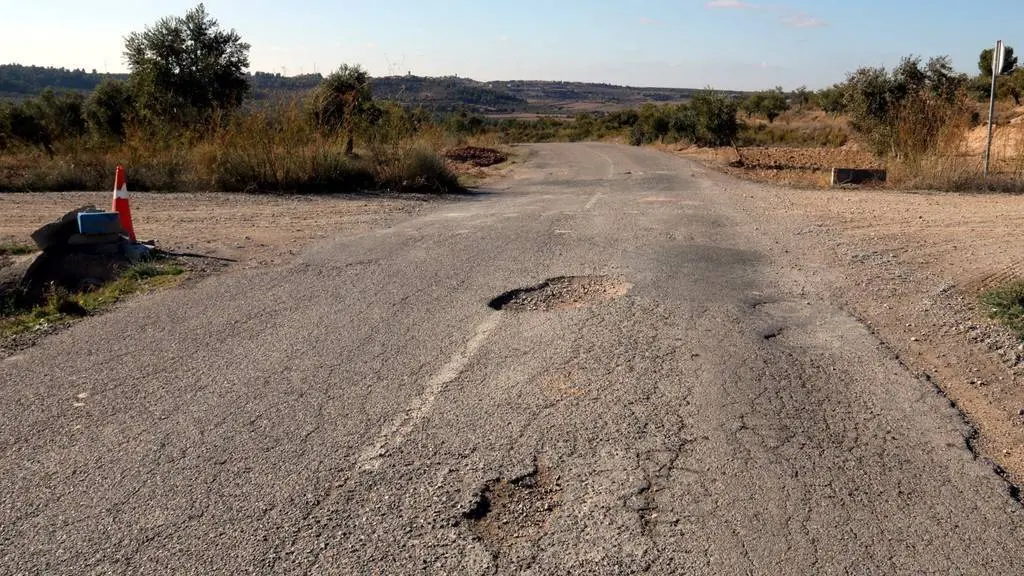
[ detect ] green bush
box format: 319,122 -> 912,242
842,55 -> 969,158
689,91 -> 739,146
85,80 -> 135,142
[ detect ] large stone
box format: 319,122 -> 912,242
30,206 -> 97,251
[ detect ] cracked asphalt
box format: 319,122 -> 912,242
2,143 -> 1024,574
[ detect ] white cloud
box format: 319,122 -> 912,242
782,14 -> 827,28
706,0 -> 759,8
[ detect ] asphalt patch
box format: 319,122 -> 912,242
488,275 -> 631,312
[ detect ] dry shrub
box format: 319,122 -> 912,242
372,141 -> 459,193
888,94 -> 1024,192
0,99 -> 460,194
738,123 -> 848,148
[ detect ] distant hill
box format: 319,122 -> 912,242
0,64 -> 743,115
0,65 -> 127,98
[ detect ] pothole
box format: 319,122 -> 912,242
488,275 -> 631,312
460,462 -> 560,555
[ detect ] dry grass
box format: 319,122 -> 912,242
888,109 -> 1024,193
0,102 -> 460,194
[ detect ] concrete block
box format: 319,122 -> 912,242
831,168 -> 887,186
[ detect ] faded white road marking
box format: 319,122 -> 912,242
357,313 -> 503,471
585,193 -> 602,211
590,146 -> 617,178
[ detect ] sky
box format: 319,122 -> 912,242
2,1 -> 1023,91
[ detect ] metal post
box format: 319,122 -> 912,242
984,41 -> 1003,177
984,69 -> 998,177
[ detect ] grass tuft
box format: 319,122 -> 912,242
0,242 -> 36,256
980,279 -> 1024,339
0,260 -> 186,338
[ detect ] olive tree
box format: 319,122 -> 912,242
124,3 -> 250,126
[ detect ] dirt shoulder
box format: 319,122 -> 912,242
722,175 -> 1024,486
0,192 -> 426,268
678,145 -> 882,189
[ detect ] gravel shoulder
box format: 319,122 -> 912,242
694,163 -> 1024,486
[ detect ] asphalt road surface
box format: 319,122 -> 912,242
3,143 -> 1023,574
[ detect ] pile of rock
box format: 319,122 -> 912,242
18,206 -> 149,300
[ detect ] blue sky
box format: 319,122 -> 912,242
2,1 -> 1023,90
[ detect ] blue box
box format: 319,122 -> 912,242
77,211 -> 123,235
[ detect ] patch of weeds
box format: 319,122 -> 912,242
980,279 -> 1024,339
0,260 -> 186,338
0,242 -> 36,256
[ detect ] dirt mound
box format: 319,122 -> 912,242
489,276 -> 630,312
965,123 -> 1024,156
444,146 -> 507,167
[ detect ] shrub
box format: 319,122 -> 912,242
308,64 -> 373,154
85,80 -> 135,142
373,143 -> 459,193
843,55 -> 969,159
689,91 -> 739,147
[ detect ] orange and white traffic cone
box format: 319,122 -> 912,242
112,165 -> 136,242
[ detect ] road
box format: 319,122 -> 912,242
2,143 -> 1023,574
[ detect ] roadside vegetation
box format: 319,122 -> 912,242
448,49 -> 1024,192
2,4 -> 1021,194
0,4 -> 459,194
0,241 -> 35,256
981,280 -> 1024,339
0,259 -> 184,338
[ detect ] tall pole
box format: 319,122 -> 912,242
984,40 -> 1003,177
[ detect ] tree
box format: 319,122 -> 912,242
792,85 -> 813,109
759,87 -> 790,123
308,64 -> 373,154
843,55 -> 969,157
124,4 -> 250,126
0,102 -> 12,150
689,90 -> 739,146
6,102 -> 53,156
741,93 -> 764,119
979,45 -> 1018,76
35,89 -> 86,141
817,85 -> 847,118
741,88 -> 789,123
85,80 -> 135,141
1007,69 -> 1024,106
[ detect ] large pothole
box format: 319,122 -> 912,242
488,275 -> 631,312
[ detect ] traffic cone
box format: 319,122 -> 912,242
112,165 -> 136,242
